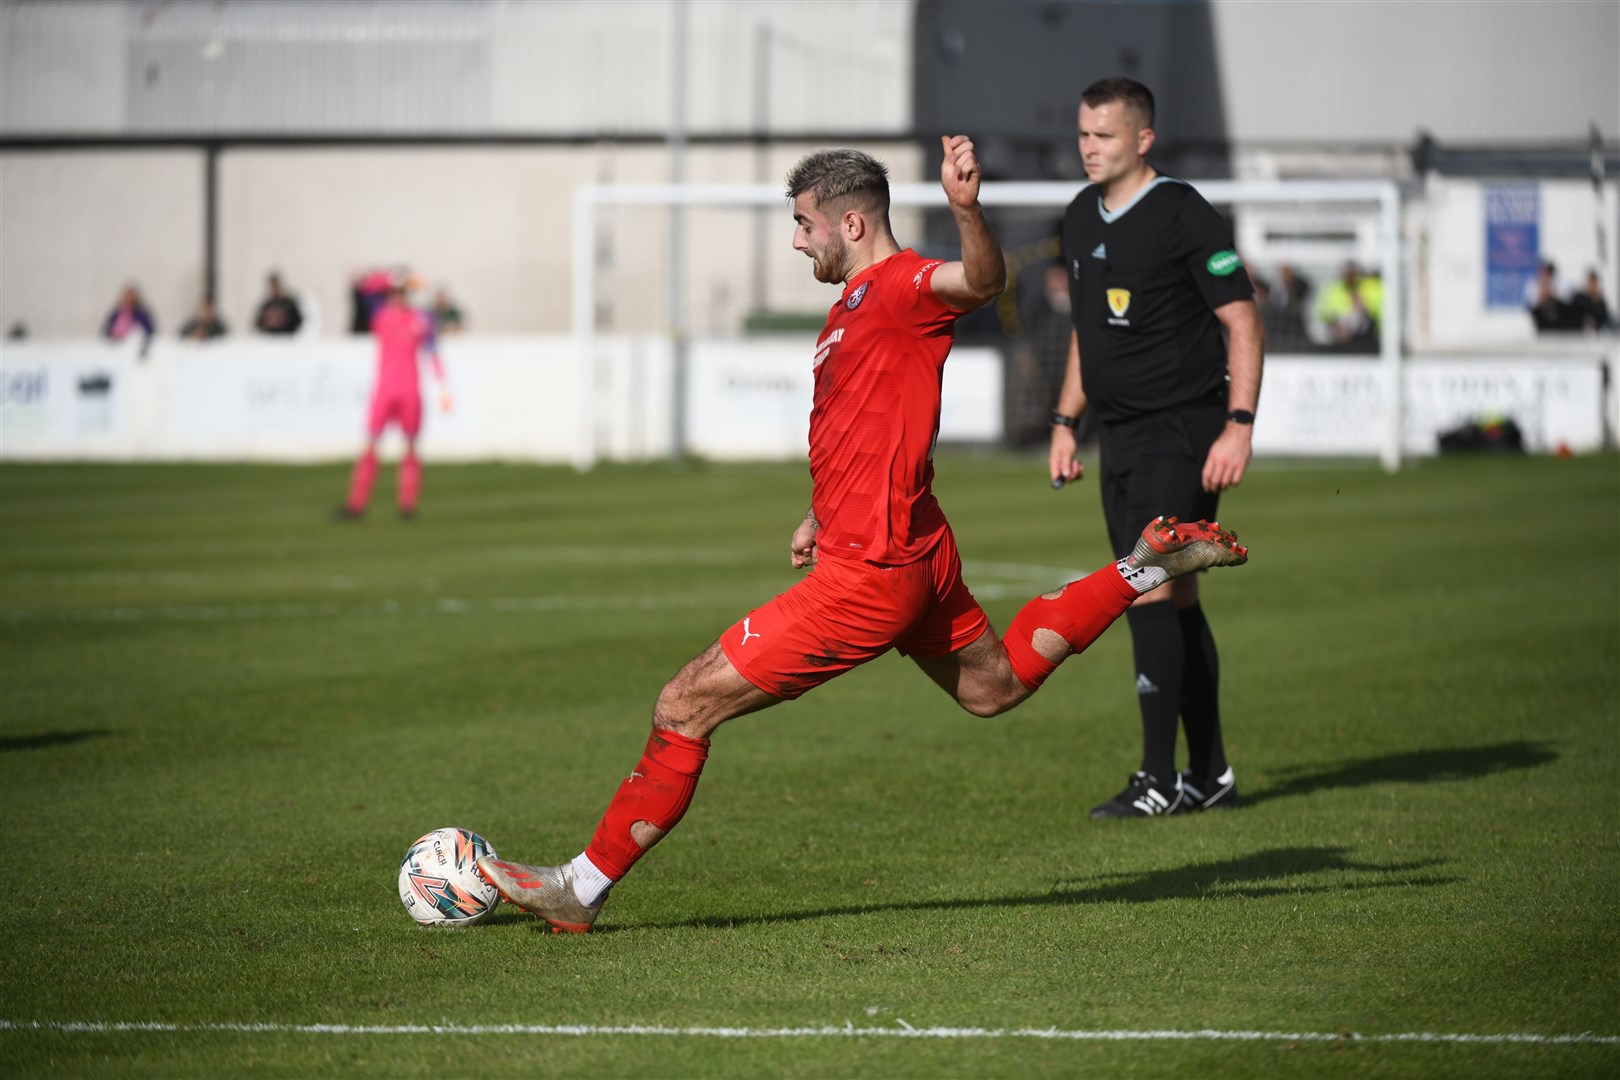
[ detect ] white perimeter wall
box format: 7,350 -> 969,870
2,338 -> 1611,464
0,336 -> 1002,463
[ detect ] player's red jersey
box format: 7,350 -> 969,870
808,249 -> 964,565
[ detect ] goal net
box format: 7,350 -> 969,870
570,179 -> 1402,472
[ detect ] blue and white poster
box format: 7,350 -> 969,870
1484,186 -> 1539,309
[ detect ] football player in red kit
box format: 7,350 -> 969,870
478,136 -> 1248,932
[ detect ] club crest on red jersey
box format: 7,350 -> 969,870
846,282 -> 869,310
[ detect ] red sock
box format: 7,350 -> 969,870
398,451 -> 421,513
1003,564 -> 1139,691
345,449 -> 378,512
584,727 -> 710,880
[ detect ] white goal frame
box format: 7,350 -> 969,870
572,179 -> 1403,472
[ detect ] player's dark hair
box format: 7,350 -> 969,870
785,148 -> 891,221
1082,76 -> 1155,128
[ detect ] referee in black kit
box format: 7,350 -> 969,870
1047,76 -> 1264,819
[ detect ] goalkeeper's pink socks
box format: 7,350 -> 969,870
1002,563 -> 1140,691
345,449 -> 379,512
398,450 -> 421,514
578,727 -> 710,905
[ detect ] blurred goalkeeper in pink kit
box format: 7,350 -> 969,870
337,279 -> 451,521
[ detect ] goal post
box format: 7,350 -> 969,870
572,178 -> 1403,473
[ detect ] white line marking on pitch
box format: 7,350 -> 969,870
2,1020 -> 1616,1045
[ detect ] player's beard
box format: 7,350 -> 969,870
811,233 -> 851,284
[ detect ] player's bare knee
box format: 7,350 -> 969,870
651,679 -> 704,739
958,695 -> 1003,719
957,677 -> 1026,718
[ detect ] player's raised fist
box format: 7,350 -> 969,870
939,134 -> 981,208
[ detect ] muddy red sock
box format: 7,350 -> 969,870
584,727 -> 710,880
1003,564 -> 1139,691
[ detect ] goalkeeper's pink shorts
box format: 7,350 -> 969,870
367,391 -> 423,439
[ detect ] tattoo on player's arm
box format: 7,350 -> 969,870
805,508 -> 818,528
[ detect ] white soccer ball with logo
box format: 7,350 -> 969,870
397,827 -> 500,927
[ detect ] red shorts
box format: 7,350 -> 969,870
367,392 -> 423,439
720,526 -> 990,700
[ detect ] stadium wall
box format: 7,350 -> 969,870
5,2 -> 1612,145
0,141 -> 924,340
1,338 -> 1609,464
0,0 -> 913,138
1208,0 -> 1617,144
3,144 -> 1610,354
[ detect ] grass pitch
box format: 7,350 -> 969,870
1,450 -> 1616,1078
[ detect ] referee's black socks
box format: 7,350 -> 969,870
1125,602 -> 1183,781
1125,601 -> 1230,785
1177,602 -> 1228,782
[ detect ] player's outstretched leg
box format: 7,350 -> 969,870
999,517 -> 1247,696
475,858 -> 602,934
1116,516 -> 1246,592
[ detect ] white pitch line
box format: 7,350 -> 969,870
1,1020 -> 1616,1046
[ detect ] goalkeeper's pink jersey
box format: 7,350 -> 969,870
371,299 -> 442,398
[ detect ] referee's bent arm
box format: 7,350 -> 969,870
1203,298 -> 1265,492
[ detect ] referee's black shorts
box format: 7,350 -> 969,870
1097,398 -> 1228,560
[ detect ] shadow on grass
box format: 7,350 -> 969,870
1244,740 -> 1558,808
601,845 -> 1458,934
0,729 -> 114,752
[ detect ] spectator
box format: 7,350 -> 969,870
350,268 -> 392,334
1524,260 -> 1576,331
1251,274 -> 1283,339
1569,269 -> 1613,332
1265,262 -> 1311,348
1276,262 -> 1310,315
1314,261 -> 1382,350
1252,270 -> 1310,352
254,272 -> 304,335
351,267 -> 417,334
179,296 -> 228,341
102,285 -> 155,345
6,321 -> 26,340
429,287 -> 466,334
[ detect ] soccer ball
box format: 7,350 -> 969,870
397,827 -> 500,927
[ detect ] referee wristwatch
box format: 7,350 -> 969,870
1227,408 -> 1256,425
1050,411 -> 1081,430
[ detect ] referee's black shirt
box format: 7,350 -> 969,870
1062,176 -> 1254,423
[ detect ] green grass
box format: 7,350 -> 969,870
1,451 -> 1616,1078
